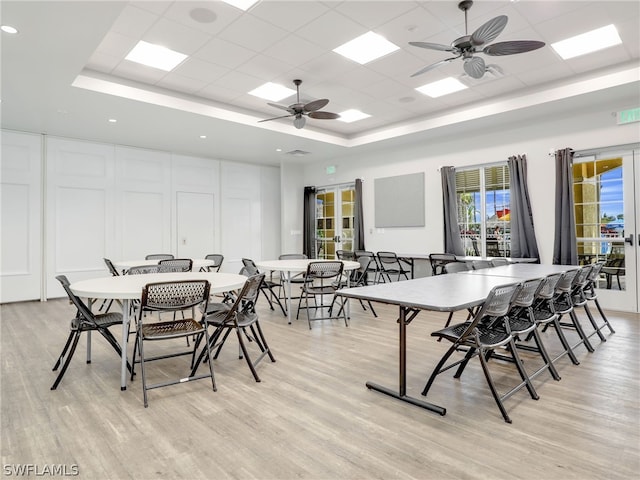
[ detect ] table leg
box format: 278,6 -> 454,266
286,272 -> 292,325
365,306 -> 446,415
121,299 -> 130,391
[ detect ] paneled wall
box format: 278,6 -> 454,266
0,131 -> 42,302
0,131 -> 280,302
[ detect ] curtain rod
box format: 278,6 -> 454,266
311,179 -> 362,190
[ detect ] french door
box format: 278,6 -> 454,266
315,184 -> 355,259
574,145 -> 638,313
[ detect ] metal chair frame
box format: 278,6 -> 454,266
51,275 -> 132,390
421,282 -> 538,423
296,261 -> 348,329
131,279 -> 214,407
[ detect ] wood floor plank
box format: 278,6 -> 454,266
1,296 -> 638,479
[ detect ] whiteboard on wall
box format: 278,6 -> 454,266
374,172 -> 425,227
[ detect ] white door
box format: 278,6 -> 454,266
176,191 -> 215,260
574,146 -> 638,312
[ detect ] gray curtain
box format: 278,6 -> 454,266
552,148 -> 578,265
303,186 -> 317,259
354,179 -> 365,251
507,155 -> 540,262
441,167 -> 465,255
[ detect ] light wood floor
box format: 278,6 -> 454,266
1,294 -> 638,480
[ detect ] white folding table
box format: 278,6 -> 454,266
70,272 -> 247,390
255,259 -> 360,324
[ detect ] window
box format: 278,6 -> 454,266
456,164 -> 511,257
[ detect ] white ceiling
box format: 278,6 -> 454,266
1,1 -> 639,166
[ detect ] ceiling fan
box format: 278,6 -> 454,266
409,0 -> 545,79
258,79 -> 340,129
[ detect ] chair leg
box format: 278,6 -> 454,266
51,332 -> 80,390
235,328 -> 261,382
568,310 -> 595,352
592,298 -> 615,334
253,322 -> 276,363
98,327 -> 133,374
529,327 -> 561,381
52,331 -> 75,372
582,304 -> 607,342
506,339 -> 539,400
549,316 -> 580,365
477,347 -> 512,424
421,344 -> 460,397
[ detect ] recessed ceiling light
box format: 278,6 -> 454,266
221,0 -> 259,11
1,25 -> 18,34
551,25 -> 622,60
199,135 -> 207,139
125,40 -> 188,71
276,148 -> 282,152
333,31 -> 400,65
416,77 -> 468,98
108,118 -> 117,123
338,109 -> 371,123
248,82 -> 296,102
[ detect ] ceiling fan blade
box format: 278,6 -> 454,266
471,15 -> 507,46
304,99 -> 329,112
409,41 -> 456,52
483,40 -> 545,56
267,102 -> 291,112
308,111 -> 340,120
463,56 -> 486,79
258,114 -> 294,123
410,56 -> 460,77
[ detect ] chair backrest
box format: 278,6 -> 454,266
536,273 -> 562,300
472,260 -> 493,270
444,262 -> 469,274
555,269 -> 579,293
429,253 -> 457,275
241,258 -> 260,275
511,278 -> 544,308
306,261 -> 344,281
103,258 -> 120,276
336,250 -> 355,260
55,275 -> 96,326
145,254 -> 174,260
158,258 -> 193,273
127,264 -> 160,275
588,262 -> 604,282
215,274 -> 264,322
204,254 -> 224,271
140,280 -> 210,315
491,258 -> 509,267
354,250 -> 374,258
573,265 -> 592,288
279,253 -> 307,260
458,282 -> 521,340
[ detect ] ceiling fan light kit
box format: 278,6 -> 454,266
259,79 -> 340,129
409,0 -> 545,79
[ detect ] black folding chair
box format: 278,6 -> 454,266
51,275 -> 132,390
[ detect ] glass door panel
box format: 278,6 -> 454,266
315,185 -> 355,259
574,147 -> 638,312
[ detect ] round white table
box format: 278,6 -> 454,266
255,259 -> 360,324
112,258 -> 215,274
70,272 -> 247,390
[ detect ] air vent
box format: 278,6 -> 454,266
286,149 -> 310,156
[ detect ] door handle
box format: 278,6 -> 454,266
624,234 -> 634,246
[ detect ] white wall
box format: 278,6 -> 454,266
287,107 -> 639,266
0,131 -> 281,302
0,131 -> 42,302
280,162 -> 305,255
